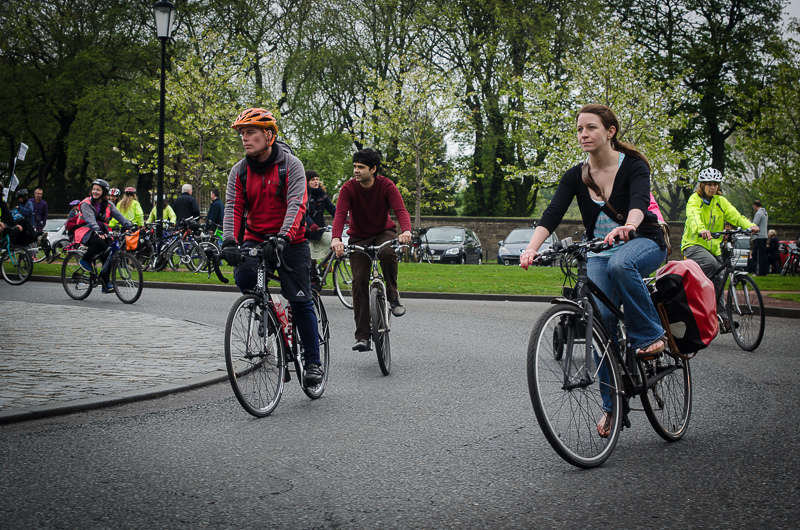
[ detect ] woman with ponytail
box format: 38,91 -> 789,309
520,104 -> 668,438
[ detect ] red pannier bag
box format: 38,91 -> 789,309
651,260 -> 718,355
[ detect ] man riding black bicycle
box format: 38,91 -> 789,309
331,148 -> 412,352
221,107 -> 323,386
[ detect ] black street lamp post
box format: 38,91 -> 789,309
153,0 -> 175,255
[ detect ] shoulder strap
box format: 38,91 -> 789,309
582,162 -> 624,223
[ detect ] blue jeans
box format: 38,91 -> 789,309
588,237 -> 666,412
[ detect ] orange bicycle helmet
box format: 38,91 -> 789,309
231,108 -> 278,143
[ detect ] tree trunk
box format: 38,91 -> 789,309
415,147 -> 422,228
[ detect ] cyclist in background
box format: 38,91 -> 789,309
72,179 -> 133,293
680,168 -> 758,319
146,197 -> 177,224
519,104 -> 668,438
108,187 -> 121,205
331,148 -> 412,352
111,187 -> 144,228
305,170 -> 336,291
221,107 -> 323,386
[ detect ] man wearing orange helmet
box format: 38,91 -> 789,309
221,107 -> 323,386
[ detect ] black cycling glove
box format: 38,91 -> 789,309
221,239 -> 241,266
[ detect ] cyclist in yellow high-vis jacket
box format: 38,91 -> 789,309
680,168 -> 758,313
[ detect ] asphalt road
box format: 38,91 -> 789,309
1,283 -> 798,528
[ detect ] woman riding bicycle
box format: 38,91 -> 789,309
520,104 -> 668,437
73,179 -> 133,293
680,168 -> 758,317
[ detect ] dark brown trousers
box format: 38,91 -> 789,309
349,230 -> 399,341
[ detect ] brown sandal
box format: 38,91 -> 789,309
597,412 -> 613,438
636,338 -> 666,359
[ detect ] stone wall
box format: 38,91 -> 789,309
414,216 -> 800,262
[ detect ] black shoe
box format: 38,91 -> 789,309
389,300 -> 406,317
304,363 -> 324,386
352,339 -> 371,351
101,282 -> 114,294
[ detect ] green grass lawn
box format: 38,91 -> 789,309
32,259 -> 800,297
765,293 -> 800,303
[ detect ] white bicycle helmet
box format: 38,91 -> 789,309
698,167 -> 723,183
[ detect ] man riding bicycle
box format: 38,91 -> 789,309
680,168 -> 758,320
221,107 -> 323,386
73,179 -> 134,293
331,148 -> 412,352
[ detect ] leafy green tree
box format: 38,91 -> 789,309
359,56 -> 461,227
0,0 -> 154,207
617,0 -> 785,173
733,27 -> 800,222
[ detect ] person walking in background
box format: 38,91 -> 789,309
27,187 -> 48,233
111,187 -> 144,228
172,183 -> 200,223
205,188 -> 223,230
751,199 -> 768,276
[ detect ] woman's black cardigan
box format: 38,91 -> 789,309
538,156 -> 665,248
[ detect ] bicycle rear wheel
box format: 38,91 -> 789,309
2,248 -> 33,285
727,274 -> 765,351
112,253 -> 143,304
640,354 -> 692,441
527,303 -> 622,468
29,239 -> 50,263
61,252 -> 93,299
225,295 -> 285,417
301,292 -> 331,399
333,258 -> 354,309
370,284 -> 391,376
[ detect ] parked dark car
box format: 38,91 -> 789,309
497,228 -> 559,265
421,226 -> 483,264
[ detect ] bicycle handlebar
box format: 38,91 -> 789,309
346,239 -> 408,256
204,247 -> 229,283
532,233 -> 636,265
709,227 -> 750,238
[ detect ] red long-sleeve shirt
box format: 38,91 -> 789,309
332,175 -> 412,240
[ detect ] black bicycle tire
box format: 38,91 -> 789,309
333,258 -> 354,309
527,303 -> 622,468
371,285 -> 391,376
60,251 -> 93,299
112,253 -> 144,304
2,247 -> 33,285
727,274 -> 765,351
51,240 -> 69,262
301,292 -> 330,399
224,295 -> 285,417
640,354 -> 692,442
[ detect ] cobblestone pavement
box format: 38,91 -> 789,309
0,300 -> 224,412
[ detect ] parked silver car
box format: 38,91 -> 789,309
730,234 -> 751,270
497,228 -> 558,265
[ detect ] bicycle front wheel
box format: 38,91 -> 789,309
225,295 -> 285,417
640,354 -> 692,441
302,292 -> 331,399
2,248 -> 33,285
61,252 -> 93,299
333,258 -> 354,309
527,303 -> 622,468
370,285 -> 391,376
112,253 -> 143,304
727,274 -> 765,351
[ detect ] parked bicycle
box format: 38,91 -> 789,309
345,239 -> 407,375
709,228 -> 765,351
780,242 -> 799,276
60,228 -> 143,304
206,241 -> 331,417
1,231 -> 34,285
526,236 -> 692,468
409,228 -> 433,263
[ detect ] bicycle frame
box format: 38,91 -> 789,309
709,231 -> 758,316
